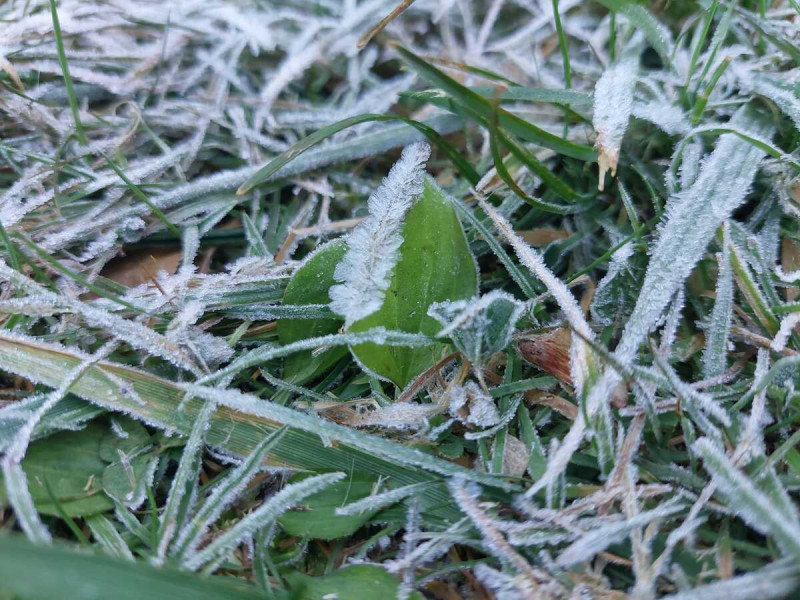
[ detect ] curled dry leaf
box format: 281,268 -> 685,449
517,328 -> 573,387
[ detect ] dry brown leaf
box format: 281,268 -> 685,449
519,227 -> 569,247
101,247 -> 182,288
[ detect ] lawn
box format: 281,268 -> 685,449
0,0 -> 799,598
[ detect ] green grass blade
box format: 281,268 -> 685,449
393,45 -> 596,162
48,0 -> 87,144
0,333 -> 514,526
237,114 -> 479,195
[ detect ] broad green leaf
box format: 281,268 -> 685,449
0,535 -> 275,600
278,472 -> 378,540
0,422 -> 113,517
99,416 -> 152,462
285,565 -> 423,600
349,179 -> 478,387
99,416 -> 157,508
102,453 -> 157,508
278,239 -> 348,383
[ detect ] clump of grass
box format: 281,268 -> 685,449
0,0 -> 799,598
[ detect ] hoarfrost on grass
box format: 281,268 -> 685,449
329,142 -> 430,325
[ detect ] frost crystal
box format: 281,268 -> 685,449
428,290 -> 525,367
329,142 -> 430,325
593,47 -> 639,190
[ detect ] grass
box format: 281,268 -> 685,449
0,0 -> 799,599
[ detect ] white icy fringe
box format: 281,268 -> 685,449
702,226 -> 734,379
693,438 -> 800,558
172,427 -> 288,562
183,472 -> 344,570
329,142 -> 430,325
475,196 -> 594,395
1,462 -> 51,544
662,561 -> 800,600
592,47 -> 639,190
336,482 -> 428,516
154,399 -> 216,564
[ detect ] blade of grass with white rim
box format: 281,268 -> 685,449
0,332 -> 514,527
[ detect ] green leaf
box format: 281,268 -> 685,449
0,422 -> 113,517
285,565 -> 423,600
349,179 -> 478,387
0,534 -> 275,600
102,453 -> 157,508
98,416 -> 157,507
99,416 -> 152,462
278,472 -> 378,540
278,239 -> 348,384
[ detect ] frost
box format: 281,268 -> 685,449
450,479 -> 542,589
464,395 -> 523,441
352,402 -> 441,432
329,142 -> 430,325
475,196 -> 595,394
593,47 -> 639,190
632,99 -> 690,136
155,400 -> 216,564
693,438 -> 800,558
336,482 -> 429,517
428,290 -> 525,369
616,105 -> 774,366
173,426 -> 288,561
1,461 -> 51,544
448,382 -> 500,428
661,562 -> 800,600
556,498 -> 685,567
182,382 -> 512,490
703,228 -> 734,379
771,313 -> 800,353
590,240 -> 635,326
183,472 -> 344,570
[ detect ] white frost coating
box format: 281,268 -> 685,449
593,49 -> 639,190
449,382 -> 501,429
353,402 -> 441,432
1,462 -> 52,544
183,472 -> 345,569
336,482 -> 429,516
173,427 -> 288,561
556,498 -> 685,567
616,106 -> 774,366
661,563 -> 800,600
703,228 -> 734,380
632,100 -> 690,136
181,382 -> 514,490
590,240 -> 634,326
428,290 -> 525,367
475,195 -> 594,395
463,395 -> 523,441
740,349 -> 770,461
693,438 -> 800,557
771,313 -> 800,353
329,142 -> 431,325
155,399 -> 216,564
